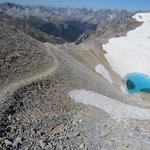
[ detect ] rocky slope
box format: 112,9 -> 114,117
0,5 -> 150,150
0,18 -> 120,149
0,15 -> 53,90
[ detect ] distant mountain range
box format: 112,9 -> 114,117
0,2 -> 134,42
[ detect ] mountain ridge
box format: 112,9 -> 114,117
0,2 -> 134,42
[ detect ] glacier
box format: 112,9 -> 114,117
103,13 -> 150,78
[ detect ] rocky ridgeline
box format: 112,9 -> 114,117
0,2 -> 134,42
0,2 -> 133,24
0,16 -> 51,89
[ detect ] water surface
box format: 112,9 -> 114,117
124,73 -> 150,93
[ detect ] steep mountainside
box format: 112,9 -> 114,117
9,18 -> 65,44
0,5 -> 150,150
0,15 -> 54,89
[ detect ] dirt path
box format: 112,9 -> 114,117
0,44 -> 59,103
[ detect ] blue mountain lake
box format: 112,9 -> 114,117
123,73 -> 150,93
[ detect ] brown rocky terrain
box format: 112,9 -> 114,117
0,10 -> 150,150
0,16 -> 52,90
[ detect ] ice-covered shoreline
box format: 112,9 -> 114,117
103,13 -> 150,78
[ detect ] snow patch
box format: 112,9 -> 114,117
103,13 -> 150,78
95,64 -> 113,84
69,89 -> 150,120
133,13 -> 150,22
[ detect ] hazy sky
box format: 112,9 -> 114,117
1,0 -> 150,10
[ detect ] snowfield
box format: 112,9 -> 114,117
95,64 -> 113,84
69,89 -> 150,120
103,13 -> 150,78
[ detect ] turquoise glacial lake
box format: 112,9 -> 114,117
123,73 -> 150,93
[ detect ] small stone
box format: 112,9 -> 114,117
57,144 -> 64,149
45,143 -> 52,149
74,132 -> 80,137
4,139 -> 13,146
78,119 -> 83,123
72,120 -> 78,126
8,115 -> 12,121
16,137 -> 22,143
80,143 -> 86,149
39,140 -> 46,149
13,137 -> 22,149
24,147 -> 29,150
13,137 -> 22,146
